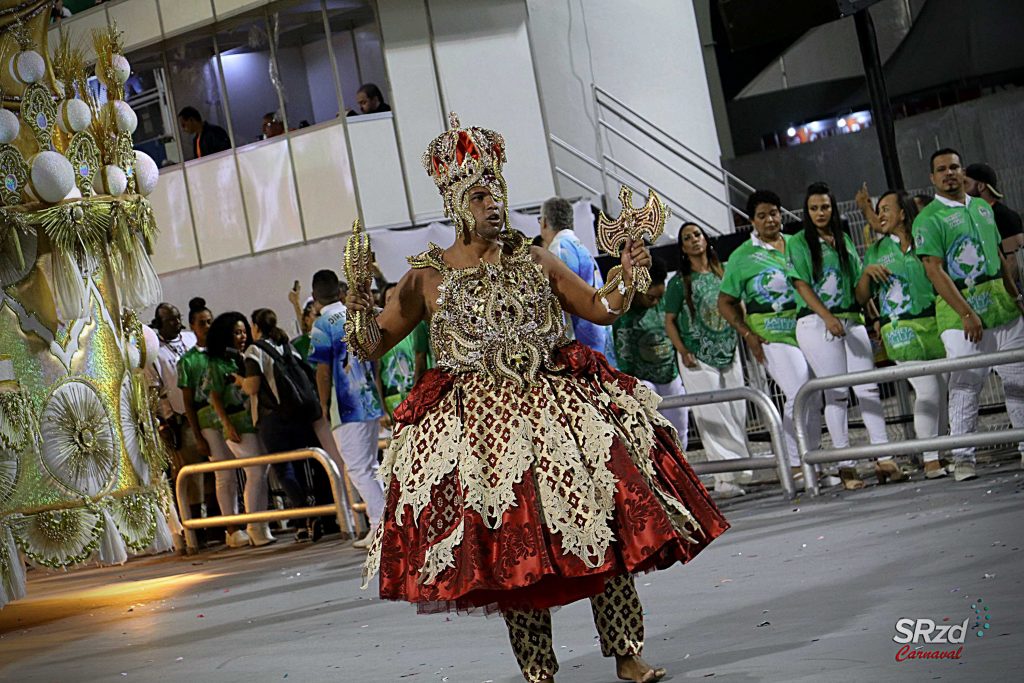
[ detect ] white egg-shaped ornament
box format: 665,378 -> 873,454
24,151 -> 75,204
0,108 -> 19,144
64,184 -> 83,201
133,151 -> 158,196
98,164 -> 128,196
103,100 -> 137,134
8,50 -> 45,85
58,98 -> 92,134
97,54 -> 131,88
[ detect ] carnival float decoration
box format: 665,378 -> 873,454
0,4 -> 174,610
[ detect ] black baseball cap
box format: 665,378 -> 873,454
965,163 -> 1003,200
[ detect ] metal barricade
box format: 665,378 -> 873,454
175,448 -> 350,552
794,348 -> 1024,496
659,386 -> 797,499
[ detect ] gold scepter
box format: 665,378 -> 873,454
596,186 -> 670,294
342,218 -> 381,359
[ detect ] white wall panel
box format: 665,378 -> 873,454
347,115 -> 411,229
375,0 -> 445,222
58,6 -> 111,62
236,139 -> 303,253
290,122 -> 359,240
107,0 -> 161,53
428,0 -> 554,210
185,154 -> 251,264
149,167 -> 200,273
213,0 -> 268,20
158,0 -> 214,38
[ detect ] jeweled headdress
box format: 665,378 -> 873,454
422,112 -> 509,236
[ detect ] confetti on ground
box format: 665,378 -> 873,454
757,621 -> 770,627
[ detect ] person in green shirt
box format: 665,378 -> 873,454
789,182 -> 896,489
913,147 -> 1024,481
377,283 -> 430,423
856,189 -> 948,479
613,259 -> 689,449
718,189 -> 822,481
205,312 -> 276,546
177,299 -> 252,547
664,222 -> 747,497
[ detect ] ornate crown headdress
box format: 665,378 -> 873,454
422,112 -> 509,236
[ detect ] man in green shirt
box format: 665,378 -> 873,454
913,147 -> 1024,481
613,259 -> 688,448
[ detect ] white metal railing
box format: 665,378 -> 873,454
794,348 -> 1024,496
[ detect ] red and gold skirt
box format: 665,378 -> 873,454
362,342 -> 728,613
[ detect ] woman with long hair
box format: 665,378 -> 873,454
856,189 -> 947,478
789,181 -> 900,489
665,222 -> 748,497
205,312 -> 275,546
718,190 -> 822,485
177,300 -> 251,547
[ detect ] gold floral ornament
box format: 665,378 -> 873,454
39,379 -> 117,497
65,131 -> 100,195
596,186 -> 670,295
422,112 -> 509,238
343,218 -> 382,361
0,144 -> 29,206
0,205 -> 34,281
1,355 -> 37,507
20,82 -> 56,152
10,507 -> 104,568
108,492 -> 157,552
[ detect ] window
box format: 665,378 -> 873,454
165,30 -> 232,160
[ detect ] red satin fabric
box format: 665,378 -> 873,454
379,342 -> 729,613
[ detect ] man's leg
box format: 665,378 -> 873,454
335,420 -> 386,527
503,608 -> 557,683
940,328 -> 993,465
590,574 -> 644,658
993,316 -> 1024,458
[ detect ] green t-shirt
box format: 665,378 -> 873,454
412,320 -> 434,370
719,235 -> 801,345
864,235 -> 944,362
380,332 -> 418,415
613,299 -> 677,385
208,355 -> 257,437
786,231 -> 863,322
292,333 -> 312,361
912,194 -> 1020,331
176,347 -> 218,431
664,271 -> 738,368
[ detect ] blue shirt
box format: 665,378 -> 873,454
549,230 -> 617,365
309,301 -> 383,422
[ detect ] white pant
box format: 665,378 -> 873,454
202,428 -> 269,517
762,341 -> 822,466
941,315 -> 1024,462
898,363 -> 947,464
642,376 -> 689,452
333,420 -> 386,528
796,316 -> 888,466
679,350 -> 749,486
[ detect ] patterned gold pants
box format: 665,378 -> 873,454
503,574 -> 644,682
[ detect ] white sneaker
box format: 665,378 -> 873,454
246,523 -> 277,547
714,481 -> 746,498
225,529 -> 251,548
953,462 -> 977,482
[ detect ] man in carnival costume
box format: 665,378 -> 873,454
345,114 -> 728,683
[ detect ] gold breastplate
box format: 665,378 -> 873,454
409,237 -> 567,386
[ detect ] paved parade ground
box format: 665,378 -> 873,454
1,458 -> 1021,683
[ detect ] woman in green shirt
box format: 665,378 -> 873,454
718,189 -> 823,481
177,300 -> 251,547
789,182 -> 899,489
856,189 -> 947,479
206,313 -> 275,546
665,222 -> 747,497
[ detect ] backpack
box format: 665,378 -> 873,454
253,340 -> 322,422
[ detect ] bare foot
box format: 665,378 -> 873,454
615,654 -> 666,682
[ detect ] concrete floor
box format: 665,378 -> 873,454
1,460 -> 1021,683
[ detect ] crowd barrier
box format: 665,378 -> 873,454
794,348 -> 1024,496
175,448 -> 351,553
659,386 -> 797,499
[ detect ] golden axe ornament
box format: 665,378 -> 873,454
597,185 -> 670,295
0,4 -> 173,610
